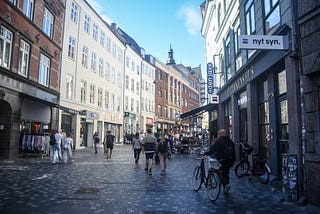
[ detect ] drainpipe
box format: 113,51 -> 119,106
291,0 -> 307,204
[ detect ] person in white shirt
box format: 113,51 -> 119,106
51,130 -> 63,165
62,133 -> 74,163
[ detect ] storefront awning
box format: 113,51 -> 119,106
180,103 -> 218,120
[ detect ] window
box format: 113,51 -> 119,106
118,47 -> 123,62
136,82 -> 139,95
66,74 -> 73,99
71,2 -> 78,23
126,56 -> 130,67
131,98 -> 134,111
245,0 -> 255,35
68,36 -> 75,59
158,105 -> 162,116
98,88 -> 103,107
125,75 -> 129,89
264,0 -> 280,35
225,34 -> 231,68
91,52 -> 96,72
125,96 -> 129,110
9,0 -> 16,4
89,84 -> 95,104
136,100 -> 139,113
112,41 -> 116,57
80,80 -> 87,102
117,96 -> 121,112
110,94 -> 115,111
23,0 -> 34,19
82,46 -> 88,68
106,36 -> 111,53
104,91 -> 109,109
131,79 -> 134,92
111,67 -> 115,84
38,54 -> 50,86
105,62 -> 110,80
234,21 -> 240,54
92,23 -> 98,40
278,70 -> 287,94
98,57 -> 103,76
100,31 -> 105,47
18,40 -> 30,77
84,15 -> 90,33
0,26 -> 13,69
117,71 -> 121,88
43,8 -> 54,38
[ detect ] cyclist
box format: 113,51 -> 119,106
204,129 -> 235,194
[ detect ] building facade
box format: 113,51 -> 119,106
296,0 -> 320,212
60,0 -> 125,148
0,0 -> 65,159
201,0 -> 305,204
154,47 -> 202,135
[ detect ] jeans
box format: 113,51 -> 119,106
52,143 -> 62,164
94,142 -> 99,154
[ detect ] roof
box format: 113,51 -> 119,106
180,103 -> 218,120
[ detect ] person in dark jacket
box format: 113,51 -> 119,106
204,129 -> 235,194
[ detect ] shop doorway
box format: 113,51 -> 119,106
0,100 -> 11,159
239,109 -> 247,144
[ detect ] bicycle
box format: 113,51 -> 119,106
234,142 -> 271,184
192,153 -> 222,202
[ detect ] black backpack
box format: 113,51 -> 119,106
158,140 -> 168,153
50,134 -> 56,146
224,139 -> 235,164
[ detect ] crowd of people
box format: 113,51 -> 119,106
47,127 -> 235,196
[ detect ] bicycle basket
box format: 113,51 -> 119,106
208,158 -> 222,170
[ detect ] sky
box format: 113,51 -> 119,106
86,0 -> 206,77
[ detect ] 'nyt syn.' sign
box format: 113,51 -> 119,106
239,35 -> 288,50
207,62 -> 214,94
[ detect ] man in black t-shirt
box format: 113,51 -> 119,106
104,130 -> 115,159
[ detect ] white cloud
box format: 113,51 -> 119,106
177,3 -> 202,36
86,0 -> 113,24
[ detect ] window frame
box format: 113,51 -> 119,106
43,8 -> 54,38
23,0 -> 34,20
71,1 -> 78,23
18,39 -> 30,77
38,53 -> 51,87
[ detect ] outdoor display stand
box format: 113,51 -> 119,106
282,154 -> 298,202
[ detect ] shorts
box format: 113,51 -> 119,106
145,152 -> 154,159
107,144 -> 113,149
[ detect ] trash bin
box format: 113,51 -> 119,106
282,154 -> 298,202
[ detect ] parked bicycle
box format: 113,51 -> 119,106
234,142 -> 271,184
192,153 -> 222,202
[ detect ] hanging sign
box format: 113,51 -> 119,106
239,35 -> 288,50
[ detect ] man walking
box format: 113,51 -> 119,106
104,130 -> 115,158
204,129 -> 235,194
142,128 -> 157,175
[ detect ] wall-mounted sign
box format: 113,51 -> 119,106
207,62 -> 214,94
239,35 -> 288,50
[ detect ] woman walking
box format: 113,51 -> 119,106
157,133 -> 171,175
132,132 -> 141,164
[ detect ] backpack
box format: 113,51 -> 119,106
50,134 -> 56,146
224,139 -> 235,164
158,140 -> 168,153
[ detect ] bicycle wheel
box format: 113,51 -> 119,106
255,162 -> 270,184
235,161 -> 250,178
206,172 -> 221,202
192,166 -> 202,191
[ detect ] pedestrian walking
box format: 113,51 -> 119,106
43,131 -> 50,157
204,129 -> 235,194
132,132 -> 141,164
51,130 -> 63,165
141,128 -> 157,175
62,133 -> 74,163
104,130 -> 115,158
157,133 -> 171,175
93,131 -> 100,154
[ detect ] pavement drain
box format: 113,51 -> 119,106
74,187 -> 99,194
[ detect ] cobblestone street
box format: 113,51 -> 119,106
0,144 -> 307,214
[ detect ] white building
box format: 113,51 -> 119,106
60,0 -> 125,148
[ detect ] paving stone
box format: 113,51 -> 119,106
0,144 -> 307,213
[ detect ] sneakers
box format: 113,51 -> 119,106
148,169 -> 152,175
160,170 -> 166,175
145,168 -> 148,173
